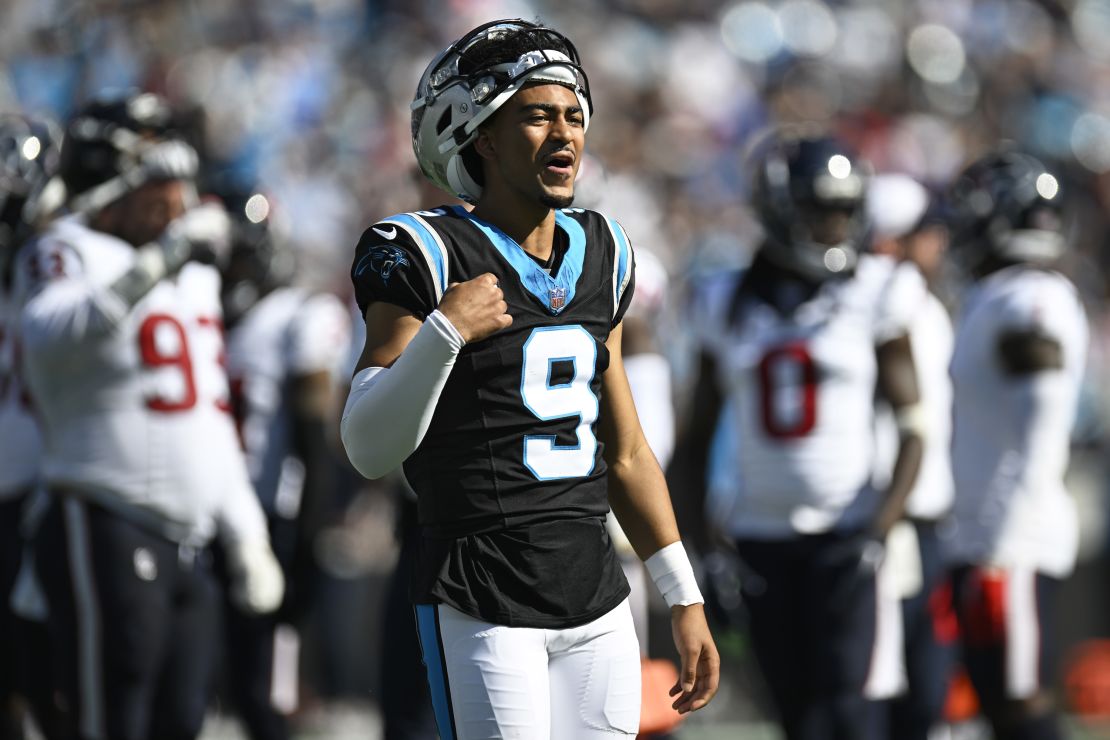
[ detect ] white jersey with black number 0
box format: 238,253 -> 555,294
696,254 -> 926,538
948,266 -> 1088,577
18,215 -> 267,545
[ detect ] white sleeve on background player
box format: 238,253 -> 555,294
623,352 -> 675,469
17,240 -> 129,360
286,292 -> 352,376
341,309 -> 464,479
874,259 -> 927,344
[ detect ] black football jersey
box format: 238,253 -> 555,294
351,205 -> 635,627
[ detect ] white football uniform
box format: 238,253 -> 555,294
947,266 -> 1088,577
696,254 -> 926,538
0,286 -> 42,498
872,273 -> 955,521
225,286 -> 350,517
18,215 -> 268,546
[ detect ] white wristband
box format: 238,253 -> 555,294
645,541 -> 703,608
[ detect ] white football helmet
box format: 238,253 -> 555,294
411,19 -> 593,203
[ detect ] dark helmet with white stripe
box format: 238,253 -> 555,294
750,131 -> 870,282
59,92 -> 199,214
0,113 -> 63,259
947,149 -> 1066,273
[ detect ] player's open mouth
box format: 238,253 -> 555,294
543,152 -> 575,177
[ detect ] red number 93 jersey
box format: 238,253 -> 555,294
16,215 -> 265,545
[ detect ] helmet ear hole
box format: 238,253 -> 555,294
461,146 -> 485,187
435,109 -> 452,136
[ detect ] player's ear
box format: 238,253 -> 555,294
474,129 -> 496,161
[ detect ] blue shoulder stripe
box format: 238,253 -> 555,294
381,213 -> 450,301
605,217 -> 634,320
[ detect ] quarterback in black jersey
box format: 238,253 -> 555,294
342,18 -> 718,739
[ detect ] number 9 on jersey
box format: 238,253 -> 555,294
521,326 -> 599,480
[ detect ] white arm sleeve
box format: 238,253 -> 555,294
340,309 -> 464,479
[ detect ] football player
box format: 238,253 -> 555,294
945,151 -> 1087,740
0,112 -> 64,740
867,173 -> 958,739
672,131 -> 926,740
218,185 -> 350,740
341,19 -> 718,738
17,93 -> 284,740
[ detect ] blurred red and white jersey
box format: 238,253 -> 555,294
696,253 -> 926,538
18,215 -> 266,545
0,286 -> 42,497
947,266 -> 1088,577
873,265 -> 955,521
622,247 -> 674,469
225,286 -> 349,517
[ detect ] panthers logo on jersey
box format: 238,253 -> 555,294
355,244 -> 410,285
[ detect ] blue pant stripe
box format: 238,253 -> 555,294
415,604 -> 456,740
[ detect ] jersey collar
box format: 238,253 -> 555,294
452,206 -> 585,315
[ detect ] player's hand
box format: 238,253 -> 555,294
158,202 -> 232,272
668,603 -> 720,714
226,539 -> 286,615
438,273 -> 513,343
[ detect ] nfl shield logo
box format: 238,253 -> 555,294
549,286 -> 566,311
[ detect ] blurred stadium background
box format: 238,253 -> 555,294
6,0 -> 1110,737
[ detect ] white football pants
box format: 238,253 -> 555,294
415,598 -> 641,739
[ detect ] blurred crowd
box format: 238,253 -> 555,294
1,0 -> 1108,284
6,0 -> 1110,387
5,0 -> 1110,736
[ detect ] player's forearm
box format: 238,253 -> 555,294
340,310 -> 464,479
607,442 -> 682,561
870,431 -> 923,537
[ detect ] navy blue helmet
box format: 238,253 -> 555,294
215,184 -> 294,326
750,132 -> 870,282
60,92 -> 197,214
947,149 -> 1066,272
0,113 -> 63,258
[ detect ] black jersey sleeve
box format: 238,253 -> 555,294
350,219 -> 442,319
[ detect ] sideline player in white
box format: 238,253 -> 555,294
867,173 -> 957,739
17,93 -> 284,740
0,112 -> 65,740
341,19 -> 718,739
218,186 -> 350,740
945,151 -> 1087,740
673,131 -> 925,740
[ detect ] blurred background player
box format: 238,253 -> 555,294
0,112 -> 64,740
17,92 -> 285,740
867,173 -> 958,739
673,130 -> 926,740
945,151 -> 1088,740
218,184 -> 350,740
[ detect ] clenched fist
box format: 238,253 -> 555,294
438,273 -> 513,343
